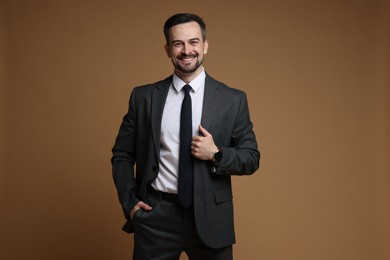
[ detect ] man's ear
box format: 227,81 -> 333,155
164,44 -> 171,58
203,40 -> 209,55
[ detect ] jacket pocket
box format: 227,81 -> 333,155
214,189 -> 233,204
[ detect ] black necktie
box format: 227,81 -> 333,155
178,84 -> 194,208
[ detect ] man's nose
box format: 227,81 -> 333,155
182,43 -> 192,54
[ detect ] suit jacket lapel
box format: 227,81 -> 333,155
201,75 -> 220,130
151,76 -> 172,160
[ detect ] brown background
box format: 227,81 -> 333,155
1,0 -> 389,259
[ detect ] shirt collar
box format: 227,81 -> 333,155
172,67 -> 206,93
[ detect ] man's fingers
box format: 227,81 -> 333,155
198,125 -> 210,136
137,201 -> 152,211
130,201 -> 152,219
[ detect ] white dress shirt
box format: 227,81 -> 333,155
151,68 -> 206,193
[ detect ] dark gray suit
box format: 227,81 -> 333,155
112,74 -> 260,249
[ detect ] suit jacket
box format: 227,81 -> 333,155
111,73 -> 260,249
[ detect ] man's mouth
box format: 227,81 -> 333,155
178,55 -> 197,63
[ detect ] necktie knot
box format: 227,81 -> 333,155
183,84 -> 192,95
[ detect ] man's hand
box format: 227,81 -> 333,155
130,201 -> 152,219
191,125 -> 218,161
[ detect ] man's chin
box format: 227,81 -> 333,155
176,64 -> 201,74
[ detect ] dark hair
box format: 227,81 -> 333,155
163,13 -> 206,45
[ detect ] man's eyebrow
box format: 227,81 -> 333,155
171,38 -> 201,44
171,40 -> 184,44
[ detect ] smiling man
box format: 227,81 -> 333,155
165,21 -> 208,79
112,13 -> 260,260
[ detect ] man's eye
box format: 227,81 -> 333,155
191,41 -> 199,45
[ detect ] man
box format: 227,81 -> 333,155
112,13 -> 260,259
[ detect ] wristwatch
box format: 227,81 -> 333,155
213,147 -> 223,163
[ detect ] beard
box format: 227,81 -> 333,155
174,54 -> 203,74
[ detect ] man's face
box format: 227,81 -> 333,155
165,21 -> 208,76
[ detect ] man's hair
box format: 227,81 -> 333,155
163,13 -> 206,45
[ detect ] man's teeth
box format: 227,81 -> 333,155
180,56 -> 196,60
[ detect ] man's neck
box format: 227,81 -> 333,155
174,67 -> 204,84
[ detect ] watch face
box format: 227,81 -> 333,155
214,151 -> 222,161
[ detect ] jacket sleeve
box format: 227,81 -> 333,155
111,88 -> 140,220
215,92 -> 260,175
